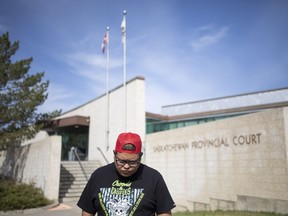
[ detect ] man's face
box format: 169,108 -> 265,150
114,152 -> 142,177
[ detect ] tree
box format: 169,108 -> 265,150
0,32 -> 61,147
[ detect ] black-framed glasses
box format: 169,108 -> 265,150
115,157 -> 140,167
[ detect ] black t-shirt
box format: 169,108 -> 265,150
77,163 -> 175,215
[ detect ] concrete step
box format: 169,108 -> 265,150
59,184 -> 85,191
59,197 -> 80,203
60,171 -> 93,177
59,191 -> 82,198
61,168 -> 95,172
59,186 -> 85,192
59,188 -> 84,195
61,161 -> 101,168
60,180 -> 88,185
61,168 -> 96,173
60,176 -> 90,182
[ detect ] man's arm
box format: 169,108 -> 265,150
81,210 -> 94,216
157,210 -> 172,216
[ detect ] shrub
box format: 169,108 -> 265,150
0,179 -> 53,211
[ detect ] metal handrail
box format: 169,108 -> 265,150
97,147 -> 109,164
71,147 -> 89,181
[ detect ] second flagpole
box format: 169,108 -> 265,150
106,26 -> 110,150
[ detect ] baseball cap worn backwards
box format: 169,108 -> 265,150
115,132 -> 142,154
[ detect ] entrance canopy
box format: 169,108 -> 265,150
44,115 -> 90,129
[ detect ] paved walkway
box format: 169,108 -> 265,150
0,202 -> 183,216
0,202 -> 81,216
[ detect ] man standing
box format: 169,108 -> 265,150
77,132 -> 176,216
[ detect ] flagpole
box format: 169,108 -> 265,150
106,26 -> 110,150
121,10 -> 127,132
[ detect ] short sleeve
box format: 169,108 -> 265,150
155,175 -> 176,213
77,171 -> 98,214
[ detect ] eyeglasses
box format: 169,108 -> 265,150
115,157 -> 140,167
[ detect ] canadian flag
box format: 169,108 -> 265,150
101,33 -> 108,54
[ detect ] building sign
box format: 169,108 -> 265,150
153,133 -> 262,152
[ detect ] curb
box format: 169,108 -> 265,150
0,202 -> 59,215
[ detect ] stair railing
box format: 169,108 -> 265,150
97,147 -> 109,164
71,147 -> 89,181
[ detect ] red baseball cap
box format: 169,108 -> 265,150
115,132 -> 142,154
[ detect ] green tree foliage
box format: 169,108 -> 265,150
0,32 -> 61,147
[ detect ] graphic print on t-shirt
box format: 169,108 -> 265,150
98,180 -> 144,216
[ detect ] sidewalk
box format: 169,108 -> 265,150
0,202 -> 81,216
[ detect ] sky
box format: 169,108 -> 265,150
1,0 -> 288,114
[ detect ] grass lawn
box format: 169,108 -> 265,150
173,211 -> 288,216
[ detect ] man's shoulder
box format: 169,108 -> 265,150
141,164 -> 162,177
92,163 -> 115,175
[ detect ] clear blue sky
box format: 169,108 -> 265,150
1,0 -> 288,114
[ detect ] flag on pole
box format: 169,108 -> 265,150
101,32 -> 108,54
121,11 -> 126,44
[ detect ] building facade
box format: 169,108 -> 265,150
147,87 -> 288,134
43,76 -> 146,164
146,107 -> 288,214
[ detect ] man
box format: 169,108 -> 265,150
77,132 -> 176,216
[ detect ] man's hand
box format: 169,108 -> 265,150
158,210 -> 172,216
81,210 -> 94,216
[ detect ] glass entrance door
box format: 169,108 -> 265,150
58,125 -> 89,161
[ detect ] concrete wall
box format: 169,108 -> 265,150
58,77 -> 146,164
0,133 -> 61,201
146,107 -> 288,214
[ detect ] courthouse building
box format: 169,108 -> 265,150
1,76 -> 288,214
44,77 -> 288,163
